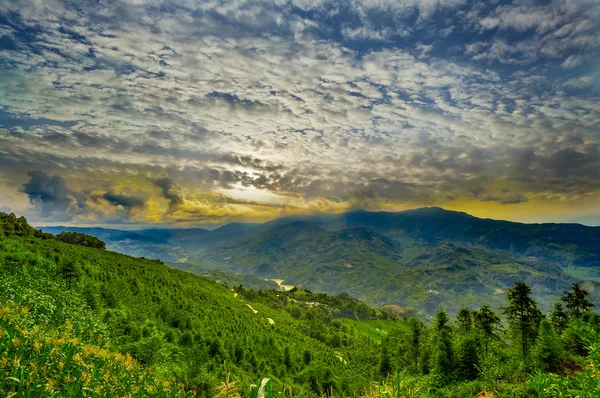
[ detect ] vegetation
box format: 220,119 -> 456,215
56,231 -> 106,249
2,212 -> 600,397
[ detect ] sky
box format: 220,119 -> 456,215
0,0 -> 599,227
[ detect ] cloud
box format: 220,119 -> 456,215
562,75 -> 594,89
561,54 -> 583,69
21,171 -> 86,220
102,191 -> 146,209
475,189 -> 529,205
153,177 -> 183,213
0,0 -> 598,225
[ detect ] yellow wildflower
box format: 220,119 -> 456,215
45,379 -> 56,392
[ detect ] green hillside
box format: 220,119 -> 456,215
6,211 -> 600,397
0,212 -> 403,396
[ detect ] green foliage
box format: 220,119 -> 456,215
407,318 -> 423,370
562,283 -> 595,319
2,214 -> 600,397
528,326 -> 600,397
503,281 -> 542,359
430,309 -> 454,382
60,260 -> 82,289
455,308 -> 473,335
456,334 -> 481,381
378,345 -> 393,379
474,304 -> 502,356
550,303 -> 569,334
531,319 -> 564,373
56,231 -> 106,249
0,224 -> 395,395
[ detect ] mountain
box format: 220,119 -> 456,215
260,207 -> 600,267
41,208 -> 600,317
203,224 -> 591,316
210,222 -> 260,237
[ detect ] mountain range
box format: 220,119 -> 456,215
42,207 -> 600,317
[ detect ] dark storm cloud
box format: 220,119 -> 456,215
474,188 -> 529,205
102,191 -> 146,208
21,171 -> 86,218
153,176 -> 183,212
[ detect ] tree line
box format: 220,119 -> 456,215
379,280 -> 597,387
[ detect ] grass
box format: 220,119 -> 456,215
338,319 -> 409,340
0,259 -> 192,397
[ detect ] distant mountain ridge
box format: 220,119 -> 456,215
41,207 -> 600,317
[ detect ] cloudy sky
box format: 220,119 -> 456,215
1,0 -> 599,227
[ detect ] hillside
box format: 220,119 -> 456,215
6,211 -> 600,397
3,213 -> 406,396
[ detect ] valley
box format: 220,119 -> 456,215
43,207 -> 600,318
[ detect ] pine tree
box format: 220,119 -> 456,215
473,304 -> 502,356
502,281 -> 541,359
562,283 -> 594,319
434,308 -> 451,332
531,318 -> 564,373
407,318 -> 423,370
455,308 -> 473,335
430,309 -> 454,380
550,303 -> 569,334
303,349 -> 312,366
430,328 -> 454,380
283,346 -> 292,369
379,345 -> 393,379
456,334 -> 480,381
60,260 -> 81,290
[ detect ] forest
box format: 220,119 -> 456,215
1,211 -> 600,397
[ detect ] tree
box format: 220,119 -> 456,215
379,345 -> 393,379
550,303 -> 569,334
303,349 -> 312,366
455,308 -> 473,335
433,308 -> 451,332
502,281 -> 541,359
56,231 -> 106,249
60,260 -> 81,290
473,304 -> 502,356
456,334 -> 480,381
407,318 -> 423,370
430,309 -> 454,380
531,318 -> 564,373
283,346 -> 292,369
562,283 -> 594,319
